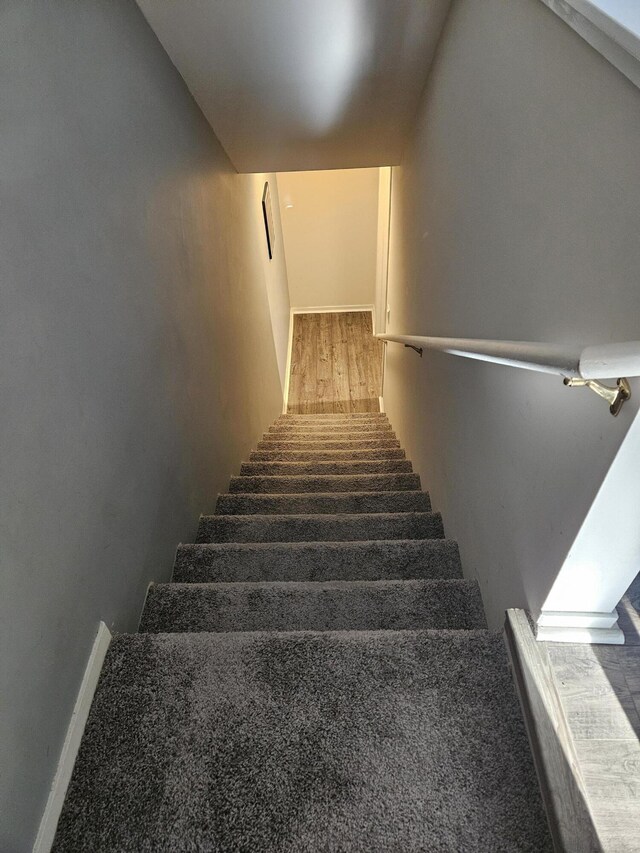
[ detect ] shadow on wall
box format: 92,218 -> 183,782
1,2 -> 288,850
381,0 -> 640,629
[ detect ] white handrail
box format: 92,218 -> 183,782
376,334 -> 640,380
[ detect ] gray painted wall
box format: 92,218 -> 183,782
384,0 -> 640,629
0,2 -> 288,849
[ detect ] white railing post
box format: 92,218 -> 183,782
537,402 -> 640,643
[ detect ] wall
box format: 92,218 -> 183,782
259,176 -> 291,389
383,0 -> 640,629
277,168 -> 379,309
0,1 -> 288,849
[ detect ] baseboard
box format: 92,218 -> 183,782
504,609 -> 602,853
378,396 -> 385,413
537,608 -> 624,644
290,304 -> 375,314
33,621 -> 112,853
536,625 -> 624,644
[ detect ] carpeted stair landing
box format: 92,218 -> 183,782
53,412 -> 551,852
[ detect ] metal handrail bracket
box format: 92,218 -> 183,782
377,333 -> 640,416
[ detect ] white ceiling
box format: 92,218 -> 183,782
136,0 -> 452,173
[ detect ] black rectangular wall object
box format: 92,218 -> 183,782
262,181 -> 275,260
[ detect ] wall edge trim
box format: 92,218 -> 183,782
32,622 -> 112,853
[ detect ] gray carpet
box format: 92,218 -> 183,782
53,630 -> 551,852
140,579 -> 486,633
249,447 -> 406,460
215,490 -> 431,514
229,472 -> 422,492
274,414 -> 390,424
54,413 -> 551,851
240,458 -> 413,475
173,539 -> 464,583
258,437 -> 402,450
196,511 -> 444,543
275,412 -> 390,419
267,423 -> 395,434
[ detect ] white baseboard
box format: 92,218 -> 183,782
536,609 -> 624,644
378,396 -> 385,413
290,304 -> 374,314
536,625 -> 625,644
33,622 -> 112,853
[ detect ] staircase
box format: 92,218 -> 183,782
53,413 -> 552,851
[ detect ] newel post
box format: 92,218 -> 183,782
537,403 -> 640,644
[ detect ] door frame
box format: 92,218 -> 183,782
374,166 -> 392,337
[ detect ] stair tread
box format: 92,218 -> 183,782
53,630 -> 551,852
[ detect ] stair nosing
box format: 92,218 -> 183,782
152,578 -> 476,591
200,511 -> 440,522
229,473 -> 420,481
177,537 -> 458,550
216,490 -> 427,498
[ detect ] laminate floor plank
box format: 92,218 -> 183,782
346,312 -> 367,406
510,609 -> 640,851
288,314 -> 306,411
287,311 -> 383,414
547,643 -> 640,740
541,583 -> 640,851
333,312 -> 350,414
574,740 -> 640,801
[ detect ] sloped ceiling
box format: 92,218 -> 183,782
136,0 -> 452,173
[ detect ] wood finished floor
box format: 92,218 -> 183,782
287,311 -> 383,414
544,577 -> 640,851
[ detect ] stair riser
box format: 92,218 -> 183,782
172,539 -> 463,583
240,460 -> 413,476
278,410 -> 387,415
139,580 -> 486,634
270,420 -> 393,429
264,433 -> 398,444
267,425 -> 394,436
276,414 -> 388,423
215,491 -> 431,515
257,439 -> 401,451
249,449 -> 406,462
196,512 -> 444,543
229,473 -> 421,493
273,421 -> 389,430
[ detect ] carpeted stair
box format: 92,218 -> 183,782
53,412 -> 551,852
